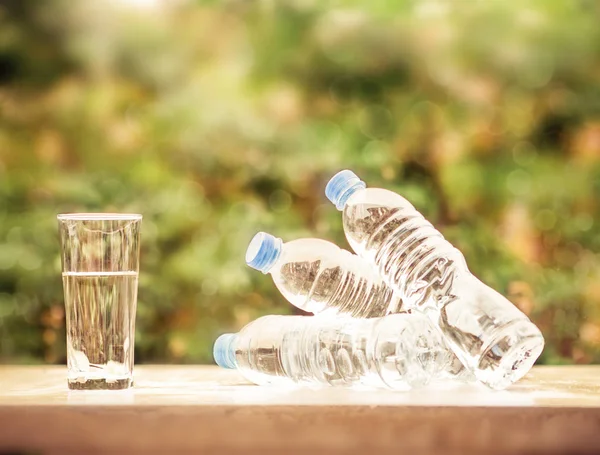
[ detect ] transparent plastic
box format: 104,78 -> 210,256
246,232 -> 401,317
214,313 -> 458,390
326,170 -> 545,390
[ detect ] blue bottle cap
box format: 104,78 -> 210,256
325,170 -> 366,211
245,232 -> 283,274
213,333 -> 238,369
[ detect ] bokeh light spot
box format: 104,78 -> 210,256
0,252 -> 16,270
512,141 -> 537,166
269,189 -> 292,213
202,279 -> 218,297
535,209 -> 557,231
357,105 -> 395,139
506,169 -> 532,196
575,213 -> 593,232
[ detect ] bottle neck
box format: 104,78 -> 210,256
335,182 -> 365,210
325,170 -> 366,210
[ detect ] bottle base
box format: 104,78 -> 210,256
475,322 -> 544,390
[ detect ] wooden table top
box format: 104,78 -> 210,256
1,365 -> 600,454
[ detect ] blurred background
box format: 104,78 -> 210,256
0,0 -> 599,365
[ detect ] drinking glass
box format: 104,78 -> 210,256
58,213 -> 142,390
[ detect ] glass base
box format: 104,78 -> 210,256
68,377 -> 133,390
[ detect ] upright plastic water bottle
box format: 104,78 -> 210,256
245,232 -> 402,317
214,313 -> 454,390
325,170 -> 545,390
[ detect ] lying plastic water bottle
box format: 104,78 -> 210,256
325,170 -> 545,390
245,232 -> 402,317
245,232 -> 471,380
214,313 -> 455,390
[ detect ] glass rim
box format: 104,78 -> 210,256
57,213 -> 143,221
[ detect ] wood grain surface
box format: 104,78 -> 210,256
1,365 -> 600,454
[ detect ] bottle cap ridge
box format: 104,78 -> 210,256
213,333 -> 238,369
245,232 -> 283,273
325,170 -> 366,210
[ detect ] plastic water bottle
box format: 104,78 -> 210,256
325,170 -> 545,390
214,313 -> 456,390
245,232 -> 402,317
245,232 -> 471,381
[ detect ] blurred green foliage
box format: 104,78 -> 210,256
0,0 -> 599,364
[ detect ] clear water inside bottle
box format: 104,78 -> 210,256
339,186 -> 544,389
225,314 -> 457,390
